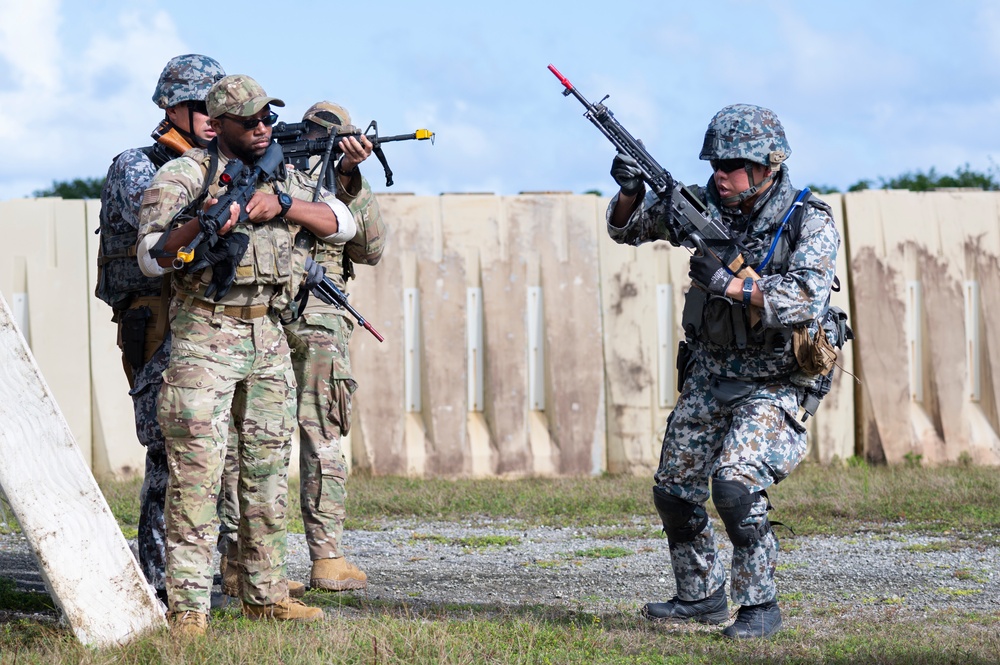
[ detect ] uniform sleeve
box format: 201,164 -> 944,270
284,168 -> 356,243
344,174 -> 386,266
135,156 -> 203,275
757,207 -> 840,328
605,189 -> 682,247
104,149 -> 158,231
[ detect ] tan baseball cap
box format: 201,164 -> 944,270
206,74 -> 285,118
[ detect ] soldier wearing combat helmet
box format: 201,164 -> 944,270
608,104 -> 841,639
288,101 -> 383,593
136,74 -> 358,635
96,53 -> 225,604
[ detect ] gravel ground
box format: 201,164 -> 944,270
4,519 -> 1000,626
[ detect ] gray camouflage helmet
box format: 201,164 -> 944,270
699,104 -> 791,167
152,54 -> 226,109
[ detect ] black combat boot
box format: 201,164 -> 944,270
721,600 -> 782,639
641,585 -> 729,624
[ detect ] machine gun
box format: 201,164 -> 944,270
167,142 -> 286,269
548,64 -> 763,319
273,120 -> 433,188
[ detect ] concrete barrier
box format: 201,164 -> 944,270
10,190 -> 1000,475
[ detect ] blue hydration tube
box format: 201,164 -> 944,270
756,187 -> 811,272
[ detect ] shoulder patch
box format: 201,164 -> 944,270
141,188 -> 161,205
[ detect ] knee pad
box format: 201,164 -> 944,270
652,485 -> 708,543
712,479 -> 771,548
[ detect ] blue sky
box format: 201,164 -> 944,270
1,0 -> 998,200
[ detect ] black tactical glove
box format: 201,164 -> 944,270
204,233 -> 250,301
610,153 -> 643,196
689,251 -> 733,296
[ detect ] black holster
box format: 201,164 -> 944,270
121,306 -> 151,370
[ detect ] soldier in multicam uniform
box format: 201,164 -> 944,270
136,74 -> 358,636
216,102 -> 381,595
288,102 -> 383,591
96,54 -> 225,602
607,104 -> 840,639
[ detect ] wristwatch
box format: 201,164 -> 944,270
742,277 -> 754,307
277,192 -> 293,218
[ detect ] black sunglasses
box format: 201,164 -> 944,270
186,100 -> 208,115
224,111 -> 279,130
710,158 -> 751,174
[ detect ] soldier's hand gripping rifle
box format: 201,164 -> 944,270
548,64 -> 764,321
273,120 -> 433,188
302,257 -> 384,342
170,142 -> 286,270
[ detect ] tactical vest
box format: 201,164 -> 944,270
171,147 -> 296,305
95,143 -> 175,311
681,190 -> 828,353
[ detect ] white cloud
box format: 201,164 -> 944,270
0,4 -> 187,198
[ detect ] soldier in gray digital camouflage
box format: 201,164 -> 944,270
608,104 -> 842,639
96,53 -> 225,603
136,74 -> 358,637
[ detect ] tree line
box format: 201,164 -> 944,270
30,162 -> 1000,199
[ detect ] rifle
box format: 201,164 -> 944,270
547,64 -> 763,320
303,257 -> 384,342
169,142 -> 286,269
273,120 -> 433,188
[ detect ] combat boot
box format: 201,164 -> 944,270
220,549 -> 240,597
310,557 -> 367,592
168,610 -> 207,637
243,597 -> 324,622
721,601 -> 782,639
288,580 -> 306,598
642,585 -> 729,624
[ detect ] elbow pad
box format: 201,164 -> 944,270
319,198 -> 357,243
136,233 -> 171,277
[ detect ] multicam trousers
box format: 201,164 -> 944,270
654,358 -> 807,606
284,312 -> 357,561
159,303 -> 296,614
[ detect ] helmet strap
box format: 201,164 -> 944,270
720,165 -> 775,207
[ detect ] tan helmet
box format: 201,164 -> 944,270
302,101 -> 352,130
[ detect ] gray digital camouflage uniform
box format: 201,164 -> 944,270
96,53 -> 226,598
607,164 -> 839,607
138,133 -> 341,614
98,147 -> 171,594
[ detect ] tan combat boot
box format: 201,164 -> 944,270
287,580 -> 306,598
222,544 -> 303,598
168,610 -> 208,637
220,548 -> 240,597
243,597 -> 324,622
310,557 -> 367,592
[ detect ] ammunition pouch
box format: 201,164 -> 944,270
652,485 -> 708,543
682,286 -> 788,353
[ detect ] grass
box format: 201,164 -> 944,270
4,463 -> 1000,663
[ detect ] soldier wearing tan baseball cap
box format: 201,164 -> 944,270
206,74 -> 285,119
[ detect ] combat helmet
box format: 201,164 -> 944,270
699,104 -> 790,169
152,54 -> 226,109
302,101 -> 352,131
